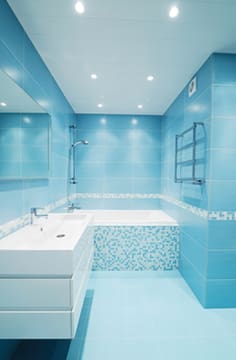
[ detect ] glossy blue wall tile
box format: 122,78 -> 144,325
213,53 -> 236,85
206,279 -> 236,308
161,55 -> 213,307
207,54 -> 236,307
76,114 -> 161,209
162,53 -> 236,308
210,149 -> 236,181
0,180 -> 23,223
209,55 -> 236,214
179,253 -> 206,306
208,250 -> 236,279
22,179 -> 49,214
161,58 -> 211,209
213,85 -> 236,117
0,112 -> 50,186
0,1 -> 24,65
208,221 -> 236,250
180,232 -> 207,276
184,87 -> 212,127
0,0 -> 75,227
211,118 -> 236,149
180,209 -> 208,248
208,181 -> 236,211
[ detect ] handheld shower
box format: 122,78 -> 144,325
72,140 -> 89,147
70,139 -> 89,184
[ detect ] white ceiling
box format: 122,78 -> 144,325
7,0 -> 236,115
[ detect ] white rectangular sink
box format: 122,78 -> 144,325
0,213 -> 93,277
0,212 -> 94,339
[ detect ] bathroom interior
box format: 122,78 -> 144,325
0,0 -> 236,359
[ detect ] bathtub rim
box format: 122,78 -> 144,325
72,210 -> 178,226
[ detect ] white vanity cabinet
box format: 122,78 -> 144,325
0,214 -> 94,339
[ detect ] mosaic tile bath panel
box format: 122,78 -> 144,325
92,225 -> 180,271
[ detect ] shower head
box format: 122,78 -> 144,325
72,140 -> 88,147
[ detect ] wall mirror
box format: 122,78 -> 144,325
0,70 -> 50,179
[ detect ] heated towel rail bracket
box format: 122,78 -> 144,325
174,122 -> 205,185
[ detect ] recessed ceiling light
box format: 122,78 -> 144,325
147,75 -> 154,81
75,1 -> 85,14
169,5 -> 179,18
0,102 -> 7,107
137,104 -> 143,109
97,103 -> 103,108
91,74 -> 97,79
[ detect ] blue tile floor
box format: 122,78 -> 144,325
10,271 -> 236,359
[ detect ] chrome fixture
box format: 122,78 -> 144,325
69,125 -> 89,184
70,139 -> 88,184
174,122 -> 205,185
72,140 -> 89,147
30,207 -> 48,225
68,203 -> 81,212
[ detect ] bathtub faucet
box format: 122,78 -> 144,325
30,207 -> 48,225
67,203 -> 81,212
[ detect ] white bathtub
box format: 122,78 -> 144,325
74,210 -> 177,226
67,210 -> 179,271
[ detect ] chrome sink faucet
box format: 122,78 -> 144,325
30,207 -> 48,225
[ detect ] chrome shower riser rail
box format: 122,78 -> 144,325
69,125 -> 88,184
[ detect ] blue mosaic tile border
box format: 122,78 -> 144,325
208,211 -> 236,221
92,225 -> 180,271
159,195 -> 208,219
160,195 -> 236,221
1,191 -> 235,240
76,193 -> 160,199
76,193 -> 236,221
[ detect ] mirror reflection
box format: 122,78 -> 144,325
0,71 -> 50,179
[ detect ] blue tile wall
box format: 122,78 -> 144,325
208,175 -> 236,212
180,232 -> 208,276
0,113 -> 50,178
205,54 -> 236,306
213,85 -> 236,117
0,0 -> 75,230
213,53 -> 236,85
208,221 -> 236,250
208,250 -> 236,279
161,56 -> 212,307
75,114 -> 161,209
179,252 -> 206,306
161,53 -> 236,308
206,279 -> 236,308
